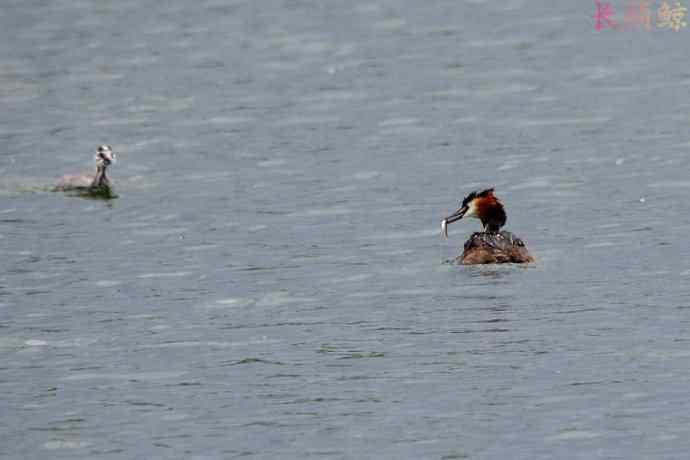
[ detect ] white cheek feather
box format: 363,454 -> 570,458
465,201 -> 478,218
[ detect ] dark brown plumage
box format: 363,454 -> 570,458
459,231 -> 533,264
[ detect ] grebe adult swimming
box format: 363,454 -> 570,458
441,188 -> 534,264
54,145 -> 116,196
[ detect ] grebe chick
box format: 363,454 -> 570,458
441,188 -> 534,264
54,145 -> 116,196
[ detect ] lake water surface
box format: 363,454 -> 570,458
3,0 -> 690,459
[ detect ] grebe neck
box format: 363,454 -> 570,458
92,165 -> 110,188
479,203 -> 506,233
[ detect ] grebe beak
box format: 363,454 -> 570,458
98,152 -> 115,166
441,205 -> 468,238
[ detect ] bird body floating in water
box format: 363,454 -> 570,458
442,188 -> 533,264
54,145 -> 117,198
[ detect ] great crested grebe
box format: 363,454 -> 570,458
441,188 -> 534,264
54,145 -> 116,196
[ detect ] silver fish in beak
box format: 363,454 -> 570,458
441,205 -> 468,238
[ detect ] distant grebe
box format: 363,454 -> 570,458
54,145 -> 116,196
441,188 -> 534,264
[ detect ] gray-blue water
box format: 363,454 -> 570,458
3,1 -> 690,458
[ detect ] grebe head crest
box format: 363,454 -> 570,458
442,188 -> 506,236
95,145 -> 115,167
